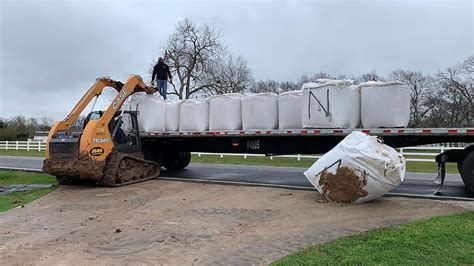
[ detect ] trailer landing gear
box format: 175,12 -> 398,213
435,146 -> 474,194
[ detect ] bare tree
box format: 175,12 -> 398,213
157,19 -> 253,99
310,72 -> 332,81
206,54 -> 253,95
250,80 -> 280,93
389,70 -> 434,127
426,56 -> 473,127
354,70 -> 383,84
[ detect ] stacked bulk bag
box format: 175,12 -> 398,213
302,80 -> 360,128
209,93 -> 243,131
278,90 -> 302,129
304,131 -> 406,203
179,98 -> 209,131
241,93 -> 278,130
165,101 -> 181,131
124,92 -> 165,132
360,81 -> 410,128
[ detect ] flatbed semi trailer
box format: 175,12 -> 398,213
139,127 -> 474,193
44,75 -> 473,190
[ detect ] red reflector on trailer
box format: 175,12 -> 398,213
422,129 -> 431,133
256,131 -> 261,134
192,132 -> 201,135
206,132 -> 214,135
467,129 -> 474,133
240,131 -> 245,135
313,130 -> 320,134
266,130 -> 272,134
383,129 -> 391,133
301,130 -> 308,134
398,129 -> 405,133
362,129 -> 370,133
287,130 -> 292,134
448,129 -> 457,133
334,129 -> 343,133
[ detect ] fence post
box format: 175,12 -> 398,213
27,140 -> 30,151
297,154 -> 301,161
220,154 -> 223,158
244,154 -> 247,159
399,148 -> 403,156
441,147 -> 445,153
38,141 -> 41,151
198,153 -> 201,157
5,140 -> 8,150
270,156 -> 273,160
16,141 -> 19,150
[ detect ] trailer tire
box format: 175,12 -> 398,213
163,152 -> 191,171
460,151 -> 474,193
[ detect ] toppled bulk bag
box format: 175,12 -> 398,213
179,98 -> 209,131
304,131 -> 405,203
302,80 -> 360,128
241,93 -> 278,130
165,101 -> 181,131
278,90 -> 302,129
360,81 -> 410,128
209,93 -> 243,131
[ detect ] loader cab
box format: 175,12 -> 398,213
84,110 -> 142,152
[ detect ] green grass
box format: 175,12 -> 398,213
273,211 -> 474,265
0,149 -> 45,157
191,155 -> 458,174
0,170 -> 57,212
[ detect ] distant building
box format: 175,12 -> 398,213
33,131 -> 49,142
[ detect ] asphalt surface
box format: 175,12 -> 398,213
0,156 -> 472,200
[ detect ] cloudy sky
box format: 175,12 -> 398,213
1,0 -> 472,119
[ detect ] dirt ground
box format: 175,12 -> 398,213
0,180 -> 473,265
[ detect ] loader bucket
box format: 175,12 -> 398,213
42,154 -> 106,182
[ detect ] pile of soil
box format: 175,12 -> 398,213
319,166 -> 369,203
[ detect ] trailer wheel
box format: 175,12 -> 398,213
163,152 -> 191,171
459,150 -> 474,193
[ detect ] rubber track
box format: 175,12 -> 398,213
101,153 -> 160,187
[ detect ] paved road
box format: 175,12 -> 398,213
1,156 -> 472,199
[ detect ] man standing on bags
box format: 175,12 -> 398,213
151,57 -> 172,100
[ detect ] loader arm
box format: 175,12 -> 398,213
45,75 -> 156,158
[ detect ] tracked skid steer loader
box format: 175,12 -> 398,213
42,75 -> 161,186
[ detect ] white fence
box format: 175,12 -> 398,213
1,140 -> 464,162
0,140 -> 45,151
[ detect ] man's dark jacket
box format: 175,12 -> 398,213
153,62 -> 172,81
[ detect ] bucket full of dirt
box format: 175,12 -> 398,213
42,153 -> 106,182
304,131 -> 405,203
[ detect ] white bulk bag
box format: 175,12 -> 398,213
165,101 -> 181,131
302,80 -> 360,128
179,98 -> 209,131
124,92 -> 165,132
241,93 -> 278,130
278,90 -> 302,129
209,93 -> 243,131
304,131 -> 405,203
360,81 -> 410,128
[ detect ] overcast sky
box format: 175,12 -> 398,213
1,0 -> 472,119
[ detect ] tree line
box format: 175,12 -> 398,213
1,19 -> 472,140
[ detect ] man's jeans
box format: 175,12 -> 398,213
156,79 -> 168,100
